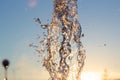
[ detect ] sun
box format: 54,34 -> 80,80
81,72 -> 101,80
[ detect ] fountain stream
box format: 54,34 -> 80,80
32,0 -> 86,80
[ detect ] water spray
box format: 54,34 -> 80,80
32,0 -> 86,80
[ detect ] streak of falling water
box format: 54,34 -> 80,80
33,0 -> 86,80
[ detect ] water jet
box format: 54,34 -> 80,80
33,0 -> 86,80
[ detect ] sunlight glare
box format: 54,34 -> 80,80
81,72 -> 101,80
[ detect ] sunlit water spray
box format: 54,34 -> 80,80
31,0 -> 86,80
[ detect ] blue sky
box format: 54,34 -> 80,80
0,0 -> 120,80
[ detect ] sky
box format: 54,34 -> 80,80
0,0 -> 120,80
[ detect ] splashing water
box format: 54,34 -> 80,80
32,0 -> 86,80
